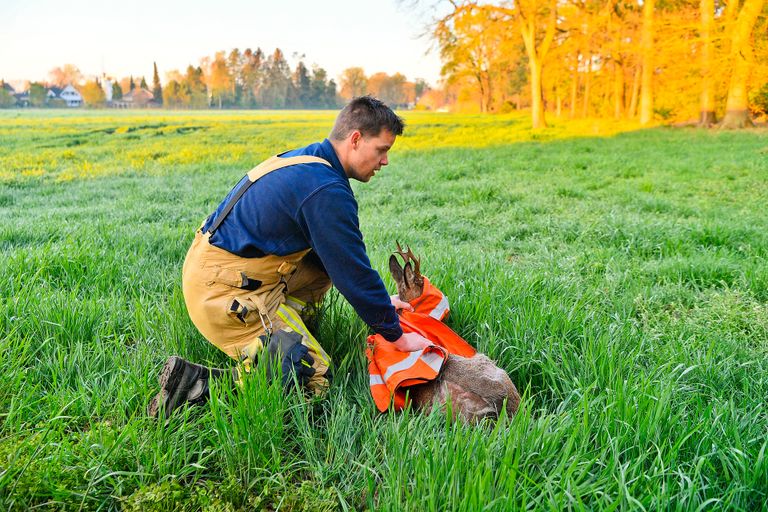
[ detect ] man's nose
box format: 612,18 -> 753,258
380,155 -> 388,166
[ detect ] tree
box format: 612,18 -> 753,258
310,66 -> 333,108
639,0 -> 655,125
152,62 -> 163,105
0,88 -> 15,108
326,79 -> 339,107
81,80 -> 106,107
293,61 -> 312,107
432,0 -> 557,126
414,78 -> 429,101
434,4 -> 513,113
227,48 -> 243,106
140,76 -> 148,90
241,48 -> 264,108
29,82 -> 47,107
48,64 -> 82,87
339,67 -> 368,100
111,82 -> 122,100
698,0 -> 717,125
517,0 -> 558,128
208,51 -> 233,108
185,66 -> 208,108
721,0 -> 766,128
260,48 -> 293,108
367,72 -> 407,107
163,80 -> 190,108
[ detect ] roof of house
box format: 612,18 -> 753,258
1,81 -> 14,93
121,88 -> 154,101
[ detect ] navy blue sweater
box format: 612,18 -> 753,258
202,139 -> 402,342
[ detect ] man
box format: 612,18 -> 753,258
148,96 -> 431,418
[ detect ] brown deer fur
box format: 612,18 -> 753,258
389,245 -> 521,423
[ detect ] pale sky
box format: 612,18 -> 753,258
1,0 -> 445,87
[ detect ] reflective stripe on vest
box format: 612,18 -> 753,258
365,277 -> 476,413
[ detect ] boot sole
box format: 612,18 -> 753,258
147,356 -> 185,419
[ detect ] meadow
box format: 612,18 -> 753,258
0,109 -> 767,511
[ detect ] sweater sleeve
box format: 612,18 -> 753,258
296,183 -> 402,341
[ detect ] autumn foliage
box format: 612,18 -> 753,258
428,0 -> 768,127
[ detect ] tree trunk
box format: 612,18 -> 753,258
582,52 -> 592,118
629,65 -> 641,118
614,60 -> 624,119
530,59 -> 547,128
476,73 -> 486,113
699,0 -> 717,126
611,12 -> 624,120
639,0 -> 655,125
517,0 -> 556,129
484,72 -> 494,113
721,0 -> 765,128
570,70 -> 578,118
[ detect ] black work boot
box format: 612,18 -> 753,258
147,356 -> 233,419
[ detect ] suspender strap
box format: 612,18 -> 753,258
206,155 -> 331,235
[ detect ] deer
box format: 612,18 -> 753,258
387,243 -> 521,423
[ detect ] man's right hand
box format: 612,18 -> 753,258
392,332 -> 431,352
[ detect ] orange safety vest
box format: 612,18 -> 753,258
366,278 -> 476,412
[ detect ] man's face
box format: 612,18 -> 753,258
345,129 -> 397,182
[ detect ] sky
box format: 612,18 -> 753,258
0,0 -> 445,87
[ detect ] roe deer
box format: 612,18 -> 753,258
388,243 -> 520,423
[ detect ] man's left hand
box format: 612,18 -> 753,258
390,295 -> 414,312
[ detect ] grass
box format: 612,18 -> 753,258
1,109 -> 767,510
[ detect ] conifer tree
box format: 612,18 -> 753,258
152,62 -> 163,105
293,61 -> 312,107
129,76 -> 135,91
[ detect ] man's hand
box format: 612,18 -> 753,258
390,294 -> 414,312
392,332 -> 431,352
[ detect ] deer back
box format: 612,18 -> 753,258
409,353 -> 520,423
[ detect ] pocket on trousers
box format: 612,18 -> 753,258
209,265 -> 263,291
227,297 -> 251,324
226,293 -> 271,327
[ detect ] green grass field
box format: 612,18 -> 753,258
1,110 -> 767,511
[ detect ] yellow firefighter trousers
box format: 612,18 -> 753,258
182,230 -> 332,394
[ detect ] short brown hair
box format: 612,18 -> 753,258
329,96 -> 405,140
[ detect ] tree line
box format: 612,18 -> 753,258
0,49 -> 342,110
430,0 -> 768,128
162,48 -> 338,109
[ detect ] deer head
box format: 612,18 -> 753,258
389,241 -> 425,302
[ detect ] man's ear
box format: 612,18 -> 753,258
350,130 -> 362,148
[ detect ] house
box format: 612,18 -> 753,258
14,90 -> 30,107
47,86 -> 63,100
58,84 -> 83,107
111,87 -> 154,108
0,81 -> 17,107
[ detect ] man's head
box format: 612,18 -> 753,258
329,96 -> 405,182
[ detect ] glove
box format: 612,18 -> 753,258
265,329 -> 316,391
281,343 -> 316,390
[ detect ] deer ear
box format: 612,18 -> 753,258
404,262 -> 417,290
389,254 -> 404,285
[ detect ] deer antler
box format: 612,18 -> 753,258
395,240 -> 421,276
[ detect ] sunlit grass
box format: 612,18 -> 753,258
0,110 -> 642,183
1,111 -> 767,510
